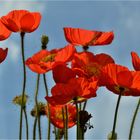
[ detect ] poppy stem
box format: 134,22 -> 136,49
23,107 -> 29,140
75,101 -> 80,139
83,100 -> 87,111
35,74 -> 41,140
129,98 -> 140,140
19,32 -> 28,140
33,117 -> 37,140
38,115 -> 42,140
111,90 -> 122,139
43,74 -> 51,140
53,126 -> 57,140
65,105 -> 68,140
62,107 -> 66,140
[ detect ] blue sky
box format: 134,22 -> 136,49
0,1 -> 140,139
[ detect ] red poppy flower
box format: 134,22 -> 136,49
46,104 -> 77,129
72,52 -> 114,80
63,27 -> 114,47
45,77 -> 98,106
131,51 -> 140,71
101,63 -> 140,96
1,10 -> 41,33
52,64 -> 76,83
0,19 -> 11,41
0,48 -> 8,63
26,44 -> 76,74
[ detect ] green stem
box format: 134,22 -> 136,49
23,107 -> 29,140
38,115 -> 42,140
54,126 -> 57,140
62,107 -> 66,140
129,98 -> 140,140
43,74 -> 51,140
35,74 -> 41,140
19,32 -> 27,140
43,74 -> 48,96
33,117 -> 37,140
65,105 -> 68,140
75,102 -> 79,139
111,91 -> 122,139
83,100 -> 87,111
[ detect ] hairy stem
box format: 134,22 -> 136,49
111,91 -> 122,139
129,98 -> 140,140
23,107 -> 29,140
19,32 -> 28,139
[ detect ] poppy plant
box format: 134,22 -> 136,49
45,77 -> 98,106
131,51 -> 140,71
0,48 -> 8,63
1,10 -> 41,33
46,104 -> 77,129
72,51 -> 114,81
101,63 -> 140,96
26,44 -> 76,74
0,19 -> 11,41
63,27 -> 114,48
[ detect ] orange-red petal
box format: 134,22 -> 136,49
131,51 -> 140,71
52,65 -> 76,83
0,19 -> 11,40
0,48 -> 8,63
63,27 -> 114,47
46,104 -> 76,129
1,10 -> 41,33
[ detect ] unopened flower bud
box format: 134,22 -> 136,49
41,35 -> 49,49
13,94 -> 28,107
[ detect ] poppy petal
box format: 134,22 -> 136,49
53,65 -> 76,83
30,12 -> 42,32
0,19 -> 11,40
0,48 -> 8,63
131,51 -> 140,71
20,13 -> 35,32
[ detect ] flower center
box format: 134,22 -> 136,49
114,85 -> 129,95
42,53 -> 56,62
85,64 -> 101,77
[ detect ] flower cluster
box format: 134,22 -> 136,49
1,9 -> 140,140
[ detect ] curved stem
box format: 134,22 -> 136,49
129,98 -> 140,140
23,107 -> 29,140
35,74 -> 41,140
111,92 -> 122,139
43,74 -> 51,140
19,32 -> 27,140
33,117 -> 37,140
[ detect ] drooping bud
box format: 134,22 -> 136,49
41,35 -> 49,49
31,102 -> 46,117
79,110 -> 93,132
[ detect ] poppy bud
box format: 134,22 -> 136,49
41,35 -> 49,49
